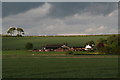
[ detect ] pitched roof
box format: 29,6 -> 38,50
45,44 -> 65,47
72,46 -> 84,48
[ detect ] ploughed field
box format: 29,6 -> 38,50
2,50 -> 118,78
2,35 -> 108,50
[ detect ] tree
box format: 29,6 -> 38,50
96,35 -> 119,54
106,35 -> 119,54
66,51 -> 74,55
85,41 -> 95,47
25,42 -> 33,50
7,27 -> 16,36
16,27 -> 24,37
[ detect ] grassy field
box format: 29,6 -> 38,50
2,50 -> 118,78
2,35 -> 118,78
2,35 -> 109,50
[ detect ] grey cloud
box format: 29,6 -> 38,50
83,3 -> 118,16
2,2 -> 44,18
2,2 -> 118,18
0,2 -> 2,18
2,2 -> 118,35
48,2 -> 117,18
49,2 -> 91,18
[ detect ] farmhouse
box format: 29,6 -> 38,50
43,43 -> 69,51
36,43 -> 94,52
72,46 -> 85,51
85,45 -> 93,51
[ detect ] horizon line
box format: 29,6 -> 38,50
1,33 -> 119,36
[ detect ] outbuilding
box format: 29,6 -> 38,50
85,45 -> 92,51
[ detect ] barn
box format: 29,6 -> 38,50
72,46 -> 85,51
43,43 -> 69,51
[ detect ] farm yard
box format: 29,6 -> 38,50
2,35 -> 119,78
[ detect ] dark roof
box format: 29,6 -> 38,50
43,44 -> 69,49
45,44 -> 66,47
72,46 -> 84,48
45,46 -> 59,49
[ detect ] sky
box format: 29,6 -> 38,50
2,2 -> 118,35
0,2 -> 1,34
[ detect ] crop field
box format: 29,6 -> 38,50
2,35 -> 118,78
2,50 -> 118,78
2,35 -> 109,50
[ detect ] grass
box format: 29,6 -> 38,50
2,50 -> 118,78
2,35 -> 118,78
2,36 -> 108,50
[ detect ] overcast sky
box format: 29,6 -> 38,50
0,2 -> 2,34
2,2 -> 118,35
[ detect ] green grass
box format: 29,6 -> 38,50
2,36 -> 108,50
2,50 -> 118,78
2,35 -> 118,78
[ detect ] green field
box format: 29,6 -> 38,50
2,50 -> 118,78
2,35 -> 118,78
2,36 -> 109,50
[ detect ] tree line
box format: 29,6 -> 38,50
86,34 -> 119,55
96,34 -> 119,55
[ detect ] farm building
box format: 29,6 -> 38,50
72,46 -> 85,51
34,43 -> 95,52
85,45 -> 93,51
43,43 -> 70,51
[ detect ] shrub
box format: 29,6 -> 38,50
2,35 -> 12,37
96,35 -> 119,55
25,42 -> 33,50
97,46 -> 110,54
16,34 -> 22,37
66,51 -> 74,55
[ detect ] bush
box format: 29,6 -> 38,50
25,42 -> 33,50
2,35 -> 12,37
96,35 -> 119,55
66,51 -> 74,55
97,46 -> 110,54
16,34 -> 22,37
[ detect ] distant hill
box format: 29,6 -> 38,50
2,35 -> 110,50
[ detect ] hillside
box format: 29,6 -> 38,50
2,35 -> 109,50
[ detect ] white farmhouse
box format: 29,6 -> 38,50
85,45 -> 92,51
